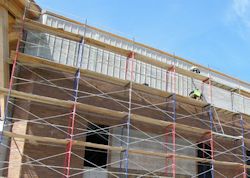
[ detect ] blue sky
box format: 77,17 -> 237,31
36,0 -> 250,82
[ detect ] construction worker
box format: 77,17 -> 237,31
190,66 -> 200,74
189,88 -> 203,101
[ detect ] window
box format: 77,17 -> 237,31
197,143 -> 212,178
84,124 -> 109,168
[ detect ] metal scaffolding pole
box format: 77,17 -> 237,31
4,4 -> 250,176
164,94 -> 176,177
63,24 -> 84,177
208,106 -> 215,178
165,125 -> 169,176
124,81 -> 132,178
240,114 -> 247,178
0,1 -> 29,177
172,94 -> 176,178
125,52 -> 134,177
165,63 -> 177,177
63,69 -> 80,178
119,125 -> 125,174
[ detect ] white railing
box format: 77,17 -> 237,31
22,30 -> 250,116
41,11 -> 250,94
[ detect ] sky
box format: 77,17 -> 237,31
35,0 -> 250,82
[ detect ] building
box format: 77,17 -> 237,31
0,0 -> 250,177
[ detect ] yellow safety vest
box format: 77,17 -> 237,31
194,89 -> 201,97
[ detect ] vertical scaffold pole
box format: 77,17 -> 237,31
240,114 -> 247,178
166,63 -> 176,178
164,94 -> 176,177
172,93 -> 176,178
165,126 -> 169,176
172,61 -> 176,178
164,67 -> 171,177
124,81 -> 132,178
118,51 -> 133,177
63,28 -> 83,177
208,106 -> 215,178
202,142 -> 205,178
63,69 -> 80,178
119,126 -> 125,173
123,51 -> 134,177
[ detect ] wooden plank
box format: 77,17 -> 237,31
10,51 -> 206,108
0,7 -> 9,120
0,87 -> 203,136
84,37 -> 130,57
16,18 -> 82,42
0,87 -> 127,119
11,51 -> 250,122
0,86 -> 246,143
0,0 -> 23,18
240,89 -> 250,98
15,18 -> 210,83
6,52 -> 250,135
0,7 -> 9,176
0,0 -> 40,18
132,114 -> 206,134
17,0 -> 41,18
3,131 -> 123,152
16,17 -> 250,99
3,131 -> 250,168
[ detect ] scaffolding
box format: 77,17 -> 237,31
0,1 -> 250,178
20,15 -> 250,116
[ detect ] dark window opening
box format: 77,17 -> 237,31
9,64 -> 13,80
197,143 -> 212,178
84,124 -> 109,168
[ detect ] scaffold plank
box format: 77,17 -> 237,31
16,19 -> 82,42
9,51 -> 206,108
15,17 -> 250,101
0,0 -> 40,18
9,51 -> 250,120
2,131 -> 249,168
1,87 -> 250,146
0,7 -> 9,120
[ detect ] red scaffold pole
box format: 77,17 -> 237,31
1,1 -> 29,143
166,62 -> 176,178
63,69 -> 80,178
172,123 -> 176,178
165,127 -> 169,176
